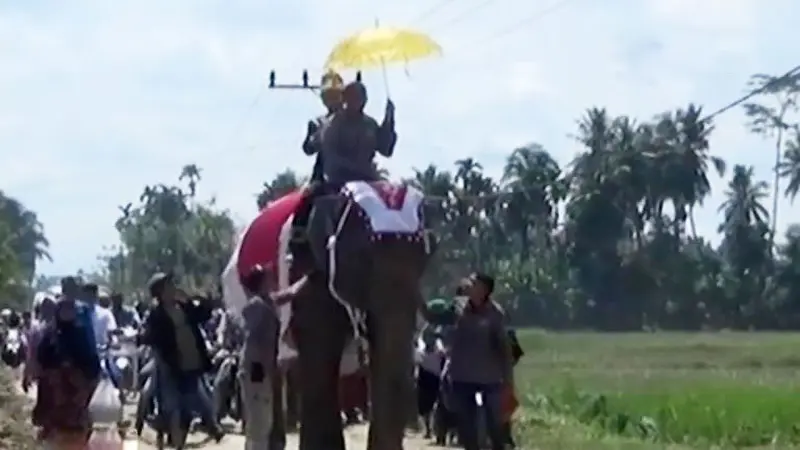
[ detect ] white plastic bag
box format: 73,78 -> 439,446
87,427 -> 123,449
89,378 -> 123,424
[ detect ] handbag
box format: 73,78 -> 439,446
88,378 -> 123,424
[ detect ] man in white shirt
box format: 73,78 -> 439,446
83,283 -> 118,347
416,325 -> 446,438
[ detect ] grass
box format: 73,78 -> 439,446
513,331 -> 800,449
4,331 -> 800,449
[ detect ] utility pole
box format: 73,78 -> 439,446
267,70 -> 363,91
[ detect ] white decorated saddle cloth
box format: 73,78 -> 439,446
342,180 -> 424,234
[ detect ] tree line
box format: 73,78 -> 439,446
29,68 -> 799,331
250,70 -> 800,331
0,192 -> 49,308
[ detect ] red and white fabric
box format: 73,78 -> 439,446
221,191 -> 303,363
341,181 -> 425,233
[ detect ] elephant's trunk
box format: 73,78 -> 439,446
366,247 -> 427,450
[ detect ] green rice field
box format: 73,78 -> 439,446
513,331 -> 800,449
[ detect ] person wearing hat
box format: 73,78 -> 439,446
290,71 -> 346,240
140,272 -> 224,443
303,70 -> 344,164
446,272 -> 513,450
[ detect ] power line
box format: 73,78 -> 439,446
436,0 -> 577,62
699,63 -> 800,123
408,0 -> 461,25
467,0 -> 576,50
425,0 -> 500,32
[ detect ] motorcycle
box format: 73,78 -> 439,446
1,327 -> 26,368
211,349 -> 244,428
100,328 -> 140,405
112,327 -> 141,403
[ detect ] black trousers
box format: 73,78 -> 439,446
417,368 -> 441,416
451,381 -> 504,450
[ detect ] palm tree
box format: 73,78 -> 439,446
653,105 -> 725,238
0,192 -> 50,281
179,163 -> 203,198
501,144 -> 563,260
778,132 -> 800,201
719,165 -> 770,232
742,71 -> 800,247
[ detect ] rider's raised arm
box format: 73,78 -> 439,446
376,113 -> 396,157
302,119 -> 321,155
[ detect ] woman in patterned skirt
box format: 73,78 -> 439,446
33,298 -> 101,449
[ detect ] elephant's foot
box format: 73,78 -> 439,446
299,427 -> 346,450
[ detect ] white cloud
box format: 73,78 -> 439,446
0,0 -> 798,274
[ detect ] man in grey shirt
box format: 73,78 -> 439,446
239,264 -> 280,449
447,272 -> 512,450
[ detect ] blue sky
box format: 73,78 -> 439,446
1,0 -> 798,275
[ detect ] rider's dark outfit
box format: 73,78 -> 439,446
293,90 -> 397,247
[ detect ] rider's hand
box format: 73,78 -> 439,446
306,120 -> 318,135
385,99 -> 395,118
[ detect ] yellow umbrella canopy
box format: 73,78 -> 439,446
325,26 -> 442,71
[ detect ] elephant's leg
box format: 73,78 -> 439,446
294,279 -> 350,450
367,293 -> 418,450
270,369 -> 286,450
286,364 -> 301,431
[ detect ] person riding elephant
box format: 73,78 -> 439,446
292,79 -> 397,247
302,70 -> 344,184
279,84 -> 431,450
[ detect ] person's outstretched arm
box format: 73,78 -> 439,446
376,114 -> 397,157
302,119 -> 320,155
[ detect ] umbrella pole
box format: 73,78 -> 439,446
381,59 -> 391,98
375,18 -> 391,99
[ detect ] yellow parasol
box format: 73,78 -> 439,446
324,25 -> 442,95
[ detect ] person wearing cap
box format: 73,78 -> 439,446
446,272 -> 513,450
290,71 -> 346,239
141,272 -> 224,443
303,70 -> 344,181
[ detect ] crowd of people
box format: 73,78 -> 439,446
1,269 -> 522,450
9,274 -> 230,449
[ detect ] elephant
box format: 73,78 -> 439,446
283,179 -> 435,450
284,361 -> 301,431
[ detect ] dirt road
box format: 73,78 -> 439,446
134,423 -> 441,449
22,381 -> 439,449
